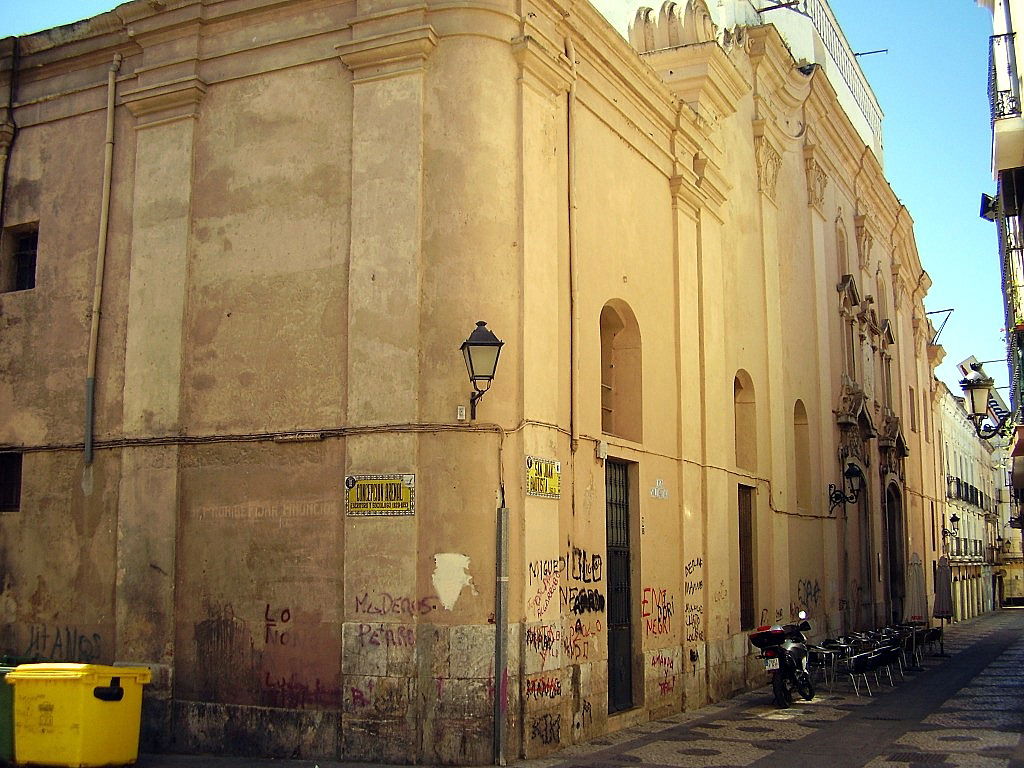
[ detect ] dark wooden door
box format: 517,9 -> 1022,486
606,460 -> 633,713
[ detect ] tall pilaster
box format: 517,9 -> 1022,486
115,16 -> 205,701
337,23 -> 435,763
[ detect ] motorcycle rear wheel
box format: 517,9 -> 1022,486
795,670 -> 815,701
771,672 -> 794,707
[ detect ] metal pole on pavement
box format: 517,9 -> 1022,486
493,506 -> 508,766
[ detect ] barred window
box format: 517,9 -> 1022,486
0,453 -> 22,512
2,225 -> 38,292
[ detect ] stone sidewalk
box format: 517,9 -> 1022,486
135,609 -> 1024,768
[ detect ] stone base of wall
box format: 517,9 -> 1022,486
169,700 -> 340,759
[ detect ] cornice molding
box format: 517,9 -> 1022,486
512,35 -> 573,96
122,75 -> 206,126
671,150 -> 729,222
337,25 -> 438,83
0,119 -> 14,152
643,41 -> 750,126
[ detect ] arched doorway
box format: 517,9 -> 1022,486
884,483 -> 906,625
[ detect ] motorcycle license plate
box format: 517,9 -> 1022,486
764,658 -> 780,671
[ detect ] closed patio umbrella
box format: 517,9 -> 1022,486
904,553 -> 927,669
905,553 -> 927,623
933,556 -> 953,619
933,555 -> 953,657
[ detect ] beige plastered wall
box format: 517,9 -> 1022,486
0,0 -> 945,764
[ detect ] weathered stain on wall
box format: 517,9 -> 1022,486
432,554 -> 478,611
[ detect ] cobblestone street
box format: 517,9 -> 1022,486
523,609 -> 1024,768
137,608 -> 1024,768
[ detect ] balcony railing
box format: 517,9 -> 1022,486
945,475 -> 993,512
949,538 -> 985,560
990,33 -> 1022,122
802,0 -> 883,148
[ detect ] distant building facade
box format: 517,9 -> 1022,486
937,382 -> 1001,619
975,0 -> 1024,606
0,0 -> 947,763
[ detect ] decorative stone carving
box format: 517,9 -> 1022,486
629,7 -> 657,53
837,273 -> 861,313
836,375 -> 875,467
755,135 -> 782,200
855,213 -> 873,271
683,0 -> 717,44
805,154 -> 827,211
878,408 -> 908,482
629,0 -> 717,52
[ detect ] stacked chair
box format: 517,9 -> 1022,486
809,624 -> 931,697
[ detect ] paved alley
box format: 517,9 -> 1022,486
136,609 -> 1024,768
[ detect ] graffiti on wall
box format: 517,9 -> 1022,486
563,617 -> 601,661
527,572 -> 560,620
525,675 -> 562,701
651,650 -> 676,696
356,623 -> 415,648
574,699 -> 593,732
262,672 -> 341,709
529,713 -> 561,745
525,624 -> 561,668
641,587 -> 675,636
684,601 -> 705,643
529,541 -> 604,587
566,588 -> 605,615
23,625 -> 102,662
346,677 -> 406,716
353,592 -> 439,617
797,578 -> 821,610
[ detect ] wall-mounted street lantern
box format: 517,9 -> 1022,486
460,321 -> 504,420
960,363 -> 1014,440
942,512 -> 961,540
828,461 -> 864,515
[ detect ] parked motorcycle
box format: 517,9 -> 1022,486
748,610 -> 815,707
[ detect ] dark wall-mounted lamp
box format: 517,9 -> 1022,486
942,512 -> 960,540
828,461 -> 864,515
959,363 -> 1014,440
460,321 -> 504,420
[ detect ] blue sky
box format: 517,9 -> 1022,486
0,0 -> 1006,396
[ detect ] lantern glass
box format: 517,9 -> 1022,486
844,462 -> 863,495
960,369 -> 994,419
460,321 -> 504,388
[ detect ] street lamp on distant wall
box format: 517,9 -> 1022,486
942,512 -> 961,542
828,461 -> 864,515
960,363 -> 1014,440
460,321 -> 504,420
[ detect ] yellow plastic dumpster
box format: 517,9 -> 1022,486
5,663 -> 151,767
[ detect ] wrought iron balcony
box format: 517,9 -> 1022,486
990,33 -> 1022,122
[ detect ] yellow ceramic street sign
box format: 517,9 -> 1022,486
525,456 -> 560,499
345,474 -> 415,516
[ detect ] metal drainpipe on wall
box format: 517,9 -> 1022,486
566,37 -> 580,455
84,52 -> 123,467
0,38 -> 20,261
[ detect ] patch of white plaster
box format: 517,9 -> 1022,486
432,553 -> 478,611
